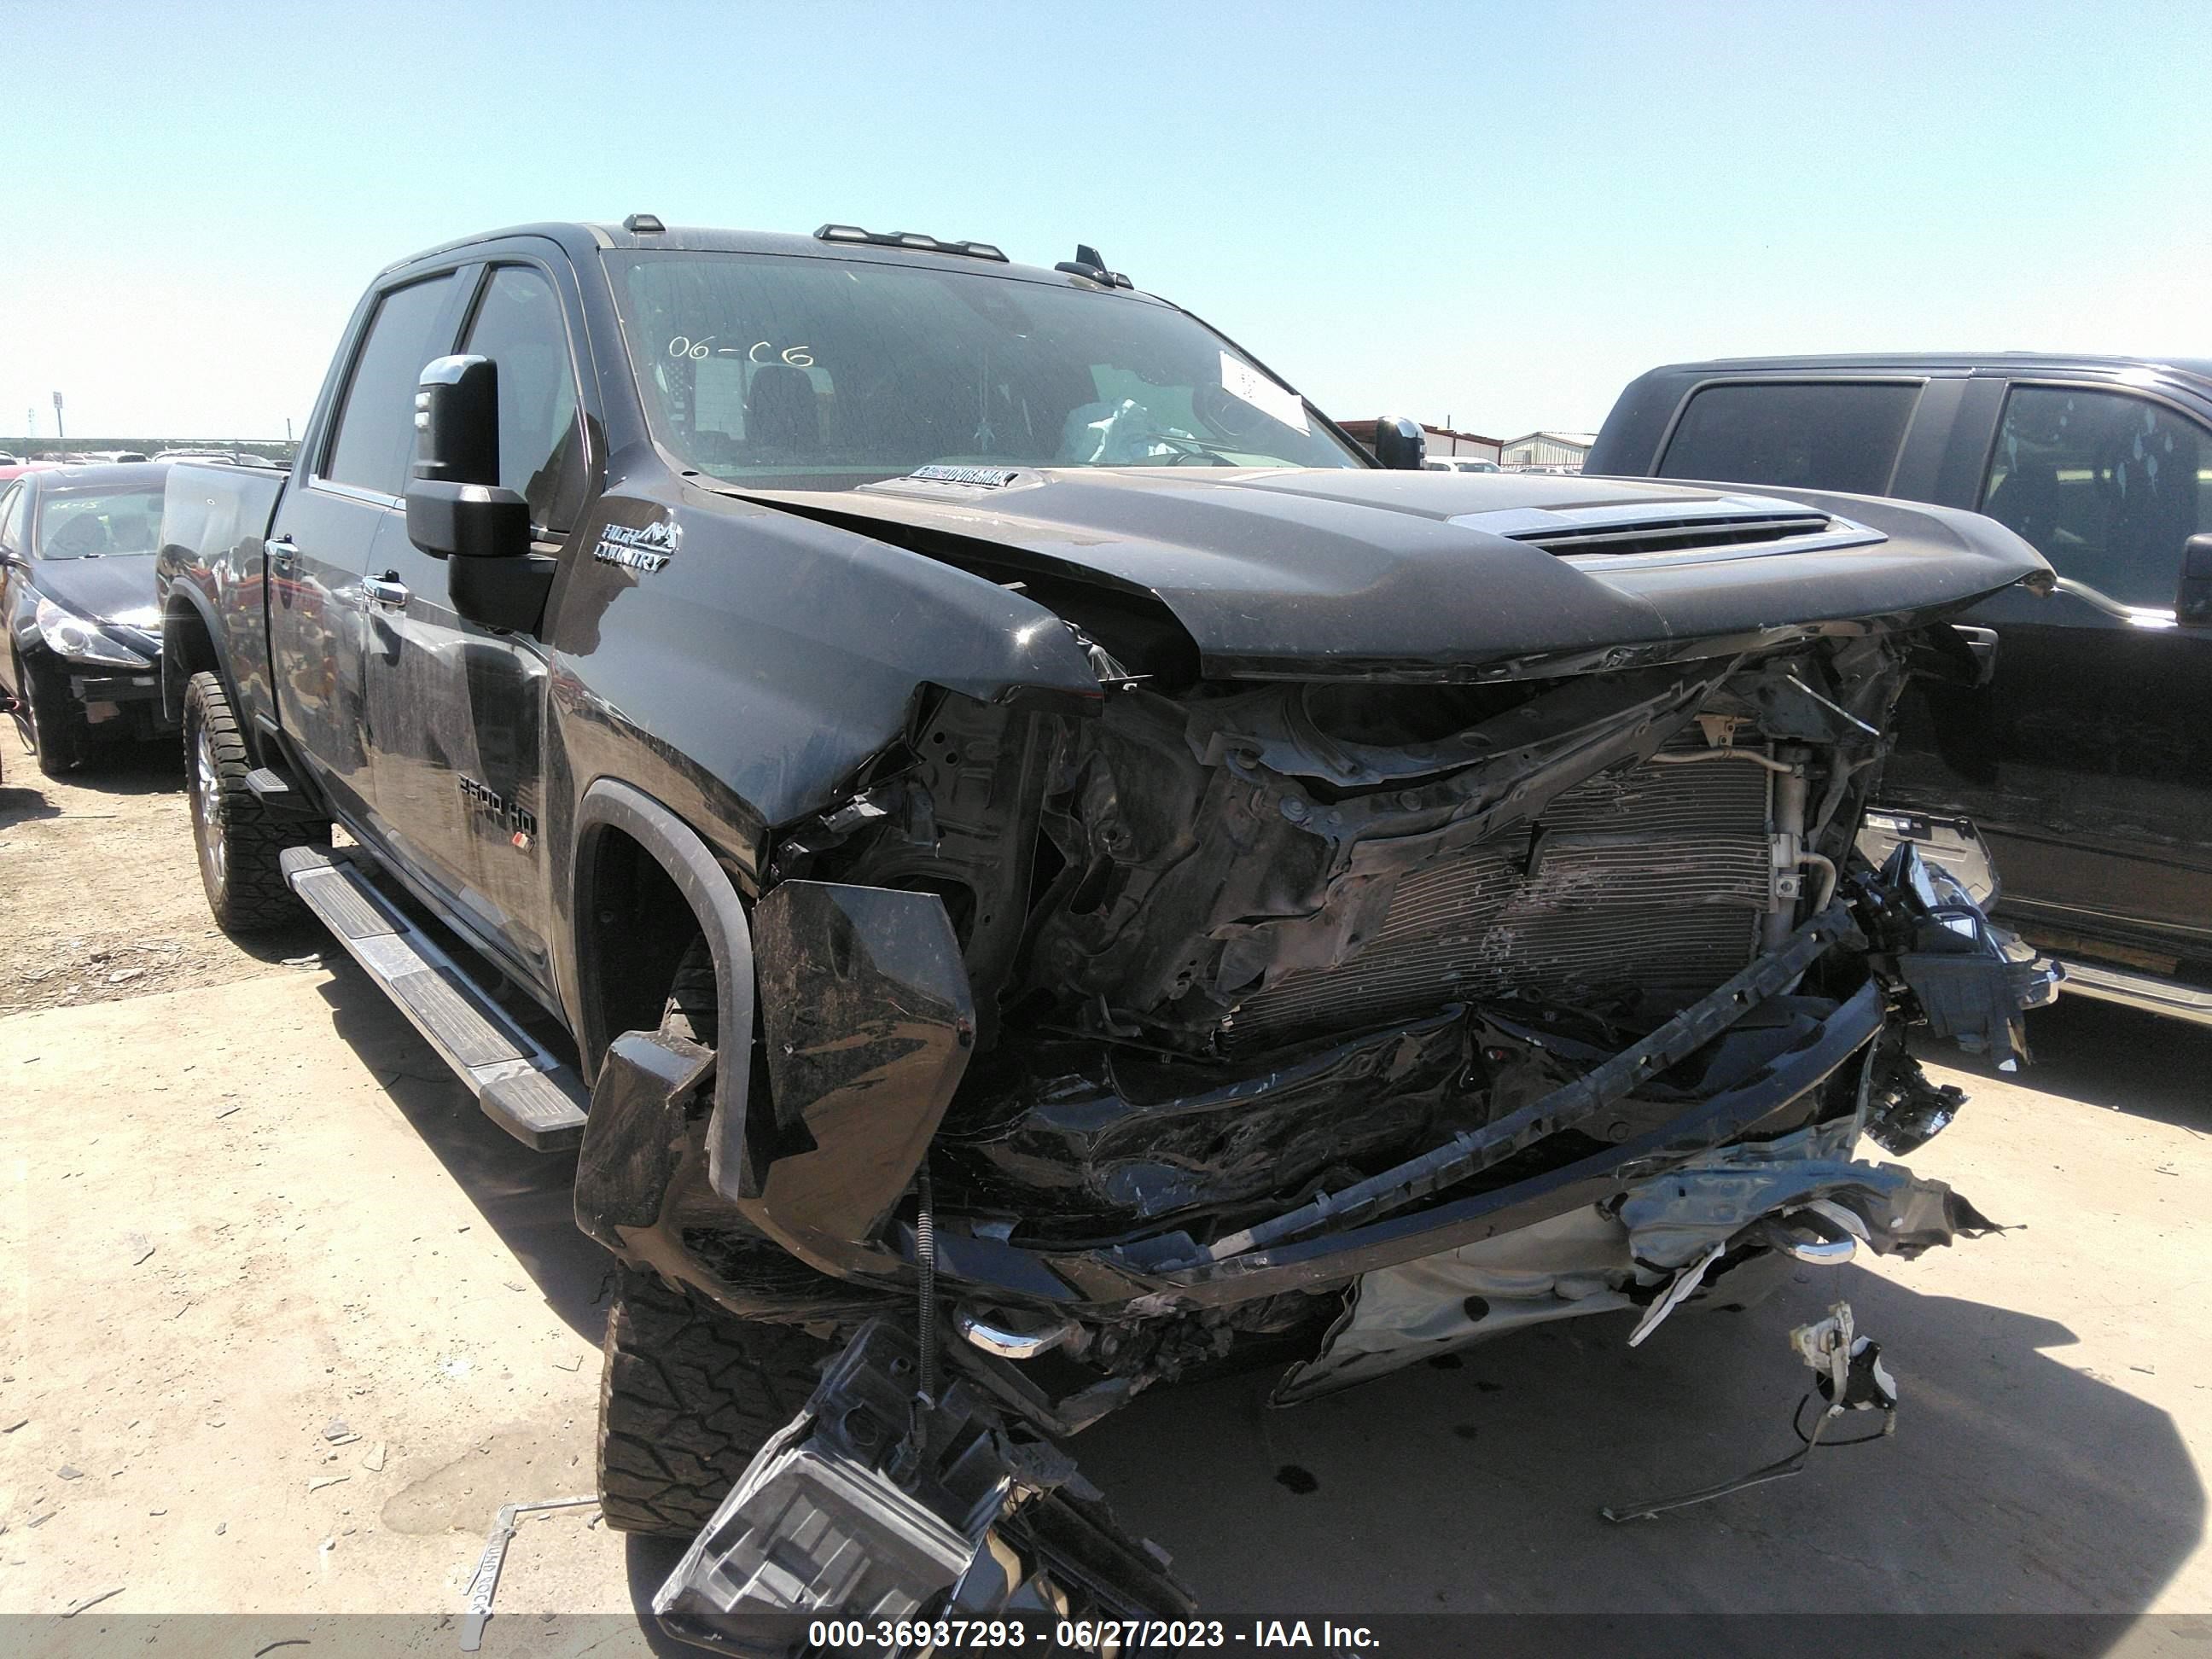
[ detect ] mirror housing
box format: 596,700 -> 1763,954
405,355 -> 530,562
1371,416 -> 1427,470
2179,533 -> 2212,626
403,354 -> 553,634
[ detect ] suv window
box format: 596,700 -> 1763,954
459,265 -> 586,533
323,274 -> 457,498
1659,381 -> 1919,495
0,483 -> 26,554
1982,385 -> 2210,610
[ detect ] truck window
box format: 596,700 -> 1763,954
459,265 -> 585,533
1981,385 -> 2211,611
1659,381 -> 1918,494
606,250 -> 1366,486
323,273 -> 458,499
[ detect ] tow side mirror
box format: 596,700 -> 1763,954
2179,534 -> 2212,626
405,355 -> 529,562
1371,416 -> 1427,471
405,355 -> 554,634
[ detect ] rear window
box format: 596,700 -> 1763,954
1659,381 -> 1920,495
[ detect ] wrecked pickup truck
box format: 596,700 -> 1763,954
157,218 -> 2056,1632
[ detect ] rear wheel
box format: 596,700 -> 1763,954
183,671 -> 325,932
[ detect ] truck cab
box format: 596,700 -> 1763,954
1588,355 -> 2212,1025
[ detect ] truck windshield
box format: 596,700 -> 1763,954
606,251 -> 1367,485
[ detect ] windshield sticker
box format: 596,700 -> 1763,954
593,519 -> 679,573
1219,352 -> 1309,434
909,465 -> 1021,488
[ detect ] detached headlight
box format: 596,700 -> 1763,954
34,597 -> 154,669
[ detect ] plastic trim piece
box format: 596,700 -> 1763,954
573,779 -> 760,1193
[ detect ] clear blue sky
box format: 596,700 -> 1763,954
3,0 -> 2207,442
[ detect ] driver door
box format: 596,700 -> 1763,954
359,256 -> 591,990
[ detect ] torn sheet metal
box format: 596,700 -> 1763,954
1614,1121 -> 2003,1272
1276,1118 -> 2000,1402
1274,1206 -> 1643,1401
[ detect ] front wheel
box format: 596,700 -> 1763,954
17,653 -> 85,777
183,670 -> 325,933
597,1266 -> 832,1535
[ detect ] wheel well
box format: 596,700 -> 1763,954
577,824 -> 707,1059
163,600 -> 220,724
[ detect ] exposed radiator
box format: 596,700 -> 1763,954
1225,753 -> 1773,1051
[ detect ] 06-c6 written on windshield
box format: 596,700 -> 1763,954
608,251 -> 1365,486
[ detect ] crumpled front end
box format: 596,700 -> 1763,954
614,598 -> 2051,1388
634,617 -> 2054,1646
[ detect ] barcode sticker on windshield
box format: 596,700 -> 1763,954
1220,352 -> 1309,434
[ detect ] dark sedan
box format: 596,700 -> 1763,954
0,463 -> 174,775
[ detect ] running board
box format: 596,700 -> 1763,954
2062,958 -> 2212,1028
280,846 -> 590,1150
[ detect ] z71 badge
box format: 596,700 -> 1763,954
592,519 -> 678,573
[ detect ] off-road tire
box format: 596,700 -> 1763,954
183,670 -> 325,933
596,1266 -> 830,1535
19,653 -> 86,777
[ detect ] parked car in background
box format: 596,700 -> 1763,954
1588,353 -> 2212,1026
1423,456 -> 1503,473
0,462 -> 173,774
153,448 -> 282,468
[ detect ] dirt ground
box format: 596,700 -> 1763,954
3,742 -> 2209,1648
0,743 -> 326,1016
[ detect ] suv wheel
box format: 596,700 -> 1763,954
16,652 -> 86,777
597,1265 -> 830,1536
183,671 -> 326,932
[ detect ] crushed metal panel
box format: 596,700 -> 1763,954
1275,1205 -> 1641,1401
744,882 -> 975,1247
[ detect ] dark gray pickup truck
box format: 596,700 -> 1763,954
159,220 -> 2053,1638
1589,354 -> 2212,1028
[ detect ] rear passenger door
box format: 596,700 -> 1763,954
274,271 -> 464,817
358,255 -> 592,987
1893,381 -> 2212,960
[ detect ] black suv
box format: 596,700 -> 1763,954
160,225 -> 2051,1633
1589,355 -> 2212,1027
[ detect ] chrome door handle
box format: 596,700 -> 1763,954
265,535 -> 299,573
364,574 -> 410,612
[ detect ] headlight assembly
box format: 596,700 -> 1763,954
33,596 -> 154,669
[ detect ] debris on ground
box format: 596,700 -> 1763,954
61,1586 -> 125,1618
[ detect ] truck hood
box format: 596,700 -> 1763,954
736,468 -> 2051,678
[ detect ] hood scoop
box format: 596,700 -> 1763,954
1451,492 -> 1877,565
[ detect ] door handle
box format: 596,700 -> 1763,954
265,534 -> 299,573
364,573 -> 410,612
